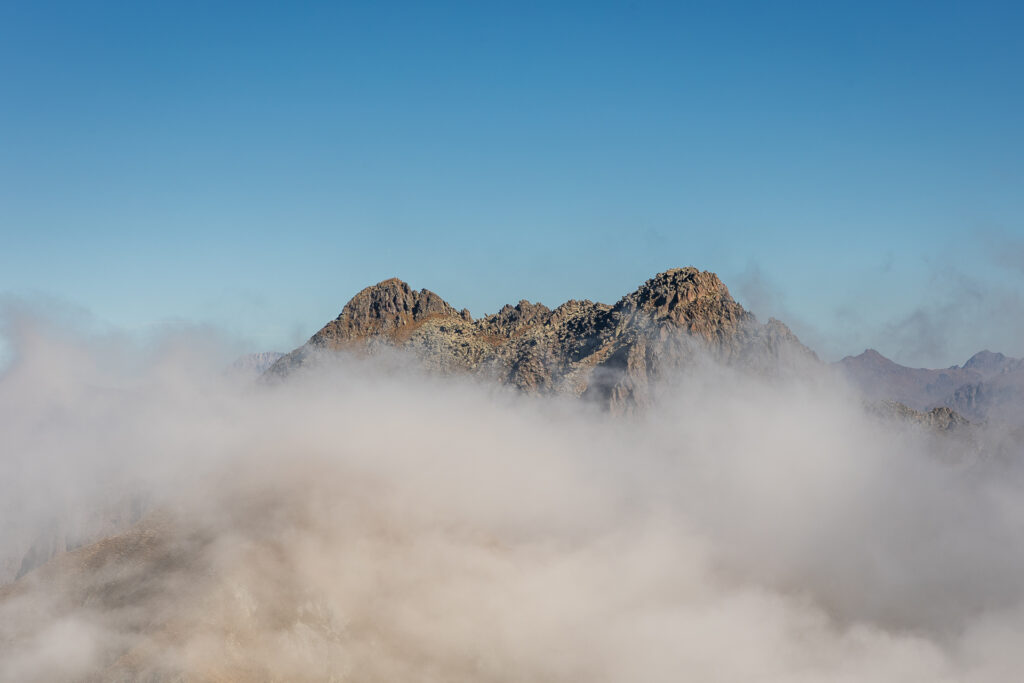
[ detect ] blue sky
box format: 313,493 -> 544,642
2,1 -> 1022,366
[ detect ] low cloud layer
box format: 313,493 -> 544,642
2,311 -> 1024,681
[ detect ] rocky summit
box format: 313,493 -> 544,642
268,267 -> 817,412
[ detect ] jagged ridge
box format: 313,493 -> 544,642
268,267 -> 817,412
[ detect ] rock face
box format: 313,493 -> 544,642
268,267 -> 817,412
838,349 -> 1024,421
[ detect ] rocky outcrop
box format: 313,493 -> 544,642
868,400 -> 971,432
268,267 -> 818,412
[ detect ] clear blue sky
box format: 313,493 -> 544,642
2,1 -> 1022,366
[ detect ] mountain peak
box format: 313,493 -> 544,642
615,267 -> 750,338
311,278 -> 458,347
621,268 -> 729,307
839,349 -> 901,368
963,350 -> 1008,373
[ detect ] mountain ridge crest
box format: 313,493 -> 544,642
268,267 -> 814,412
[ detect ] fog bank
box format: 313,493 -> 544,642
1,313 -> 1024,681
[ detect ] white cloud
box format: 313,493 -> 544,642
1,311 -> 1023,680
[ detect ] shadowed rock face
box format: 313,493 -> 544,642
268,267 -> 817,412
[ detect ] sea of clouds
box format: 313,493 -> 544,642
1,308 -> 1024,681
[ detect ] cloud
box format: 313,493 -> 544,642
985,231 -> 1024,278
879,268 -> 1024,367
731,263 -> 833,357
0,311 -> 1023,680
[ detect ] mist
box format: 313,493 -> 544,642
2,311 -> 1024,681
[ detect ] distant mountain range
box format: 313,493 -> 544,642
837,349 -> 1024,421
